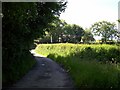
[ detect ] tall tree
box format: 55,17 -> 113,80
39,21 -> 84,43
90,21 -> 117,43
2,2 -> 67,86
49,19 -> 67,43
62,24 -> 84,43
38,18 -> 67,43
82,28 -> 95,43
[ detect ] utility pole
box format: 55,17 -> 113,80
51,35 -> 53,43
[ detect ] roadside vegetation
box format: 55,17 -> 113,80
2,2 -> 67,87
35,43 -> 120,88
3,1 -> 120,88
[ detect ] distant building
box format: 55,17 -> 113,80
118,1 -> 120,32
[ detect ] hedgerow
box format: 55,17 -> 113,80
35,43 -> 120,88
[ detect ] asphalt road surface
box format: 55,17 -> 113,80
4,50 -> 74,90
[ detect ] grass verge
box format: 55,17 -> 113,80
35,43 -> 120,88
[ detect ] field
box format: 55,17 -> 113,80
35,43 -> 120,88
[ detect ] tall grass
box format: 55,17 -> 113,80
35,43 -> 120,88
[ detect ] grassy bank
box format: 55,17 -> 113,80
35,43 -> 120,88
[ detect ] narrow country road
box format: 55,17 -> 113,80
5,50 -> 74,90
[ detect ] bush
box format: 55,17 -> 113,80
35,43 -> 120,88
2,51 -> 36,87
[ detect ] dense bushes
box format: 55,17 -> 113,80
35,43 -> 120,88
2,2 -> 67,87
2,51 -> 36,87
35,44 -> 120,63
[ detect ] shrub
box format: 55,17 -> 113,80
35,43 -> 120,88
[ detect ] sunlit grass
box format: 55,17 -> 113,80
35,43 -> 120,88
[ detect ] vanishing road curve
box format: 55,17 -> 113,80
6,50 -> 74,90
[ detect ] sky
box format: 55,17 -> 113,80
60,0 -> 120,30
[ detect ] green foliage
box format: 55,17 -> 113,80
2,2 -> 67,86
49,19 -> 67,43
3,51 -> 36,87
63,24 -> 84,43
91,21 -> 118,43
35,43 -> 120,88
35,44 -> 120,63
39,19 -> 84,43
118,19 -> 120,23
82,28 -> 95,43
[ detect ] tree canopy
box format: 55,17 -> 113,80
90,21 -> 117,43
63,24 -> 84,43
38,18 -> 84,43
82,28 -> 95,43
2,2 -> 67,86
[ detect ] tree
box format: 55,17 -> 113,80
38,18 -> 67,43
38,18 -> 84,43
62,24 -> 84,43
118,19 -> 120,23
2,2 -> 67,86
82,28 -> 95,43
39,19 -> 85,43
90,21 -> 117,43
49,19 -> 67,43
